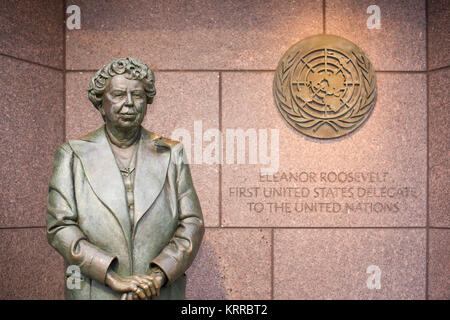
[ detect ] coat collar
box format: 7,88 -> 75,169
68,125 -> 171,239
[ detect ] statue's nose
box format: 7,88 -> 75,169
124,92 -> 133,106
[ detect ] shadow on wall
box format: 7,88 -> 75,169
186,239 -> 226,299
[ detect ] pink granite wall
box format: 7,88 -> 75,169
428,0 -> 450,300
0,0 -> 65,299
0,0 -> 448,299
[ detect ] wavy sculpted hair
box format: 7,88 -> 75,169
87,57 -> 156,110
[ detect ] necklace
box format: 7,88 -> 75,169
116,145 -> 138,177
106,127 -> 139,177
120,166 -> 135,177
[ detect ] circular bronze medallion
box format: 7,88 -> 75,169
273,34 -> 377,139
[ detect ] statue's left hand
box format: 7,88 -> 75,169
120,269 -> 166,300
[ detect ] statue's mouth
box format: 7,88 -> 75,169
119,114 -> 138,120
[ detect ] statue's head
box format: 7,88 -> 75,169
87,57 -> 156,130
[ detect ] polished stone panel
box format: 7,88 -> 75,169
186,228 -> 271,299
0,0 -> 63,69
428,0 -> 450,70
0,56 -> 64,227
428,229 -> 450,299
0,1 -> 442,301
66,71 -> 220,227
221,72 -> 426,227
429,68 -> 450,227
0,228 -> 65,299
65,0 -> 322,70
326,0 -> 426,71
274,229 -> 426,299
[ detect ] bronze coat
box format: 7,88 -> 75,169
46,126 -> 204,300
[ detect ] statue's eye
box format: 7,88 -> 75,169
132,92 -> 145,98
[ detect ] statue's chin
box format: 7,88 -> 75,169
116,119 -> 142,129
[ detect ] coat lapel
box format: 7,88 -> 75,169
134,128 -> 172,227
68,126 -> 131,241
67,126 -> 172,239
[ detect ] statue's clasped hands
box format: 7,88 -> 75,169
106,268 -> 166,300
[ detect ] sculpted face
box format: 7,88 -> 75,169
100,74 -> 147,130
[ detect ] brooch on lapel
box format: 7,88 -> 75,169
154,137 -> 171,153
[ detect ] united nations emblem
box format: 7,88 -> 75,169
273,34 -> 377,139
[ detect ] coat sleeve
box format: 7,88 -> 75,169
151,143 -> 205,285
46,143 -> 118,285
